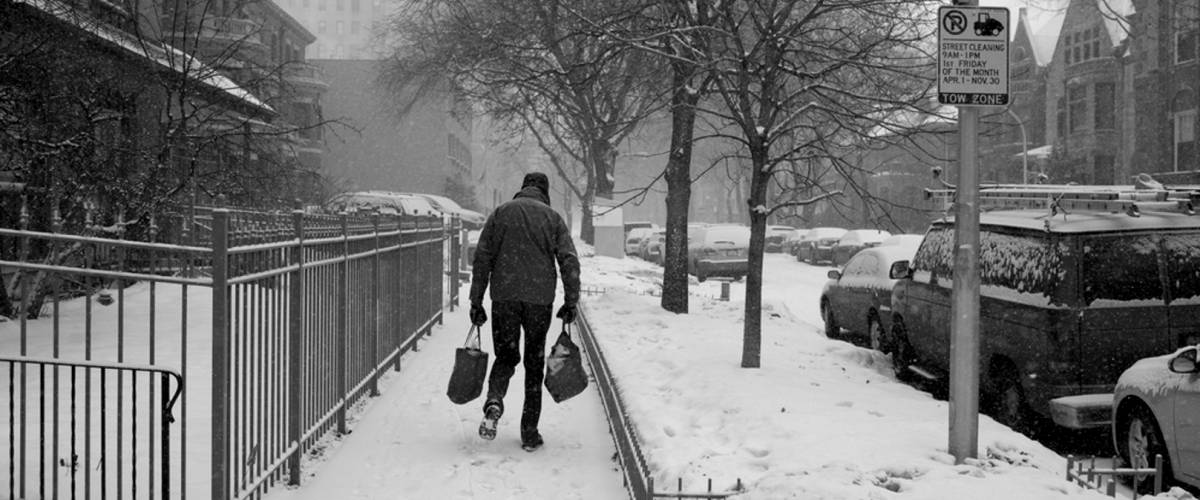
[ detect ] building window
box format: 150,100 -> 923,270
1175,109 -> 1196,171
336,21 -> 344,35
1094,82 -> 1115,130
1056,97 -> 1066,138
1068,86 -> 1087,133
318,21 -> 327,34
318,0 -> 325,10
1178,30 -> 1198,64
351,0 -> 359,12
337,0 -> 344,10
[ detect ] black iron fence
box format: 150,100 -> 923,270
0,197 -> 461,499
1,355 -> 183,499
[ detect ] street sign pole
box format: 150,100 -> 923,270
937,0 -> 1007,465
949,104 -> 981,463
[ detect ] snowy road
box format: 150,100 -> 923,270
265,289 -> 626,500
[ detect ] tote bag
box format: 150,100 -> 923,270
446,326 -> 489,404
544,323 -> 588,403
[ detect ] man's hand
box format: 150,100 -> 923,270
556,303 -> 577,324
470,303 -> 488,326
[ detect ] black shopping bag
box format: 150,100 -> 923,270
544,323 -> 588,403
446,326 -> 489,405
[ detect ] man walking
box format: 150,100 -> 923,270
469,172 -> 580,451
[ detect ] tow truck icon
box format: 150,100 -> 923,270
974,13 -> 1004,37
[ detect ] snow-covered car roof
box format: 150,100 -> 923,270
838,229 -> 891,245
938,209 -> 1200,234
802,227 -> 847,241
881,234 -> 924,247
325,191 -> 440,217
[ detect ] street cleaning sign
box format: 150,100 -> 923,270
938,6 -> 1009,106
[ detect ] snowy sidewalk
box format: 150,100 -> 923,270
266,293 -> 625,500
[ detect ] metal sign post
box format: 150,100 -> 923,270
937,1 -> 1009,465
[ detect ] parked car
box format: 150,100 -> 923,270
1111,345 -> 1200,494
764,225 -> 796,253
624,221 -> 657,236
880,234 -> 924,248
409,192 -> 486,228
325,191 -> 441,217
890,204 -> 1200,430
638,230 -> 667,264
796,227 -> 847,264
782,229 -> 809,256
820,243 -> 920,349
625,227 -> 657,255
831,229 -> 892,266
687,225 -> 750,282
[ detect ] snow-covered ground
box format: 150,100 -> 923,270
3,248 -> 1198,499
580,251 -> 1196,500
264,303 -> 626,499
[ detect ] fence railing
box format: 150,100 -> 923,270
211,209 -> 451,500
0,198 -> 460,500
1,355 -> 183,500
1067,454 -> 1164,499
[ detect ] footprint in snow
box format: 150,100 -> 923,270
836,401 -> 854,408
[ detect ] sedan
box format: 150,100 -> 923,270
625,227 -> 656,255
764,225 -> 796,253
782,229 -> 809,256
796,227 -> 847,265
687,225 -> 750,282
831,229 -> 892,267
1112,345 -> 1200,494
638,230 -> 666,264
819,243 -> 918,350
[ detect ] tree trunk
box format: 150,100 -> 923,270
661,62 -> 700,314
741,142 -> 770,368
580,191 -> 595,245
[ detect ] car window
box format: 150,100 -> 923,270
911,227 -> 953,284
705,227 -> 750,245
979,230 -> 1068,303
1162,233 -> 1200,304
845,253 -> 877,277
1081,234 -> 1164,305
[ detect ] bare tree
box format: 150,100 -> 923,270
380,0 -> 663,244
668,0 -> 936,367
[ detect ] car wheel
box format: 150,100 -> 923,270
868,315 -> 886,352
890,317 -> 913,378
1121,404 -> 1172,494
696,263 -> 707,283
821,299 -> 840,339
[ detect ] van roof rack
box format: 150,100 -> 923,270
925,179 -> 1200,218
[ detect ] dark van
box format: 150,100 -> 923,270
888,207 -> 1200,429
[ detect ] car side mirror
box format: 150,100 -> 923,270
889,261 -> 911,280
1169,348 -> 1199,374
827,270 -> 841,280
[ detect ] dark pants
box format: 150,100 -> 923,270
484,300 -> 552,441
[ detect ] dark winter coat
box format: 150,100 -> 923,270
469,186 -> 580,307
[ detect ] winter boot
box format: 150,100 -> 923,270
521,432 -> 544,452
478,404 -> 501,440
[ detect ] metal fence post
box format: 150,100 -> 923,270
211,209 -> 231,500
287,210 -> 304,485
448,215 -> 457,312
337,213 -> 348,435
370,214 -> 380,397
395,213 -> 405,371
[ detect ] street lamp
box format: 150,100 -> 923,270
1006,106 -> 1029,184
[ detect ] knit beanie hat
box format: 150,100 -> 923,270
521,172 -> 550,197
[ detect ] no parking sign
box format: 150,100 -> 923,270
937,6 -> 1009,107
